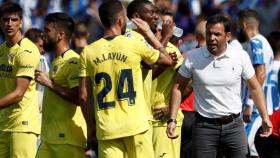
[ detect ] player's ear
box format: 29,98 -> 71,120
58,31 -> 65,40
225,32 -> 232,42
132,12 -> 140,18
117,16 -> 123,29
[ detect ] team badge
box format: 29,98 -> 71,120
126,32 -> 132,38
8,54 -> 14,62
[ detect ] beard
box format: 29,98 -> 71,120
237,29 -> 247,43
43,39 -> 56,52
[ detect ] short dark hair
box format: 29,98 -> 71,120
159,8 -> 174,17
267,31 -> 280,55
127,0 -> 152,19
0,2 -> 23,19
98,0 -> 124,28
238,9 -> 259,22
45,12 -> 75,40
206,14 -> 231,33
74,22 -> 88,38
238,9 -> 260,29
25,28 -> 44,43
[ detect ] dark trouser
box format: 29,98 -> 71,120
180,111 -> 195,158
255,127 -> 280,158
192,114 -> 248,158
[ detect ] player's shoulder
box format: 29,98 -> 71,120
18,37 -> 40,55
86,37 -> 113,51
63,49 -> 80,61
186,46 -> 204,57
89,37 -> 106,46
250,34 -> 268,46
227,44 -> 246,54
226,45 -> 250,63
125,30 -> 145,41
0,41 -> 21,54
19,38 -> 38,49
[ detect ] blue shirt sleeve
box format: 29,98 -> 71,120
250,39 -> 264,65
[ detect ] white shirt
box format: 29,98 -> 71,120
179,44 -> 255,118
246,34 -> 274,74
264,60 -> 280,115
38,55 -> 50,109
242,34 -> 274,108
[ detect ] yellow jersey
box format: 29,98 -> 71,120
79,35 -> 159,140
41,50 -> 87,148
0,38 -> 40,133
125,30 -> 155,120
151,42 -> 184,126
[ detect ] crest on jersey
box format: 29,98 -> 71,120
126,32 -> 132,38
8,54 -> 14,62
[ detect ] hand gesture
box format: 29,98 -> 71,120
35,70 -> 51,87
166,121 -> 179,139
260,118 -> 272,137
131,18 -> 153,36
161,20 -> 174,39
169,52 -> 178,66
153,107 -> 169,120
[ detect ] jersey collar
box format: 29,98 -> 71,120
203,43 -> 231,59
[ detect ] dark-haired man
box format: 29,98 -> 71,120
166,14 -> 272,158
35,13 -> 86,158
79,0 -> 174,158
0,2 -> 40,158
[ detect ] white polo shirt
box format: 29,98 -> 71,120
179,44 -> 255,118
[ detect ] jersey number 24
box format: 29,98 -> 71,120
95,69 -> 136,110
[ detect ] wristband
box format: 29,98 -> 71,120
167,118 -> 177,124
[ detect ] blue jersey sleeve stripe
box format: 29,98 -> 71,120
250,39 -> 264,65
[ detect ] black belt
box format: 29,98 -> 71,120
196,113 -> 240,124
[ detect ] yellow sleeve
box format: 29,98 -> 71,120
166,43 -> 183,70
16,49 -> 40,79
79,48 -> 89,77
136,40 -> 160,65
66,56 -> 80,89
